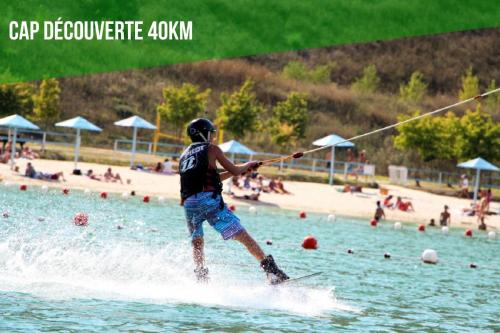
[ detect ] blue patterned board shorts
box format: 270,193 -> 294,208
183,192 -> 245,240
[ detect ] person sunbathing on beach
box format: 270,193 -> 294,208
276,177 -> 290,194
21,146 -> 39,159
162,158 -> 175,174
104,167 -> 123,184
154,162 -> 163,173
231,175 -> 242,189
383,195 -> 395,209
396,197 -> 414,212
179,118 -> 288,284
25,162 -> 66,181
268,178 -> 280,193
439,205 -> 451,226
86,169 -> 102,181
231,191 -> 260,201
243,174 -> 252,189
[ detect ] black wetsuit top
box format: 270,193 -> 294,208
179,143 -> 223,204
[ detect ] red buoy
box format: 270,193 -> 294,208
143,195 -> 150,203
62,188 -> 70,195
418,224 -> 426,232
20,184 -> 27,191
465,229 -> 473,237
299,211 -> 307,219
370,219 -> 378,227
302,235 -> 318,250
100,192 -> 108,199
73,212 -> 88,226
229,204 -> 236,212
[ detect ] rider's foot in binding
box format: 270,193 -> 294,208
194,267 -> 209,283
260,255 -> 289,284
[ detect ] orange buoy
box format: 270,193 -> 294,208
302,235 -> 317,249
418,224 -> 426,232
63,188 -> 70,195
299,211 -> 307,219
100,192 -> 108,199
370,219 -> 378,227
143,195 -> 150,203
465,229 -> 473,237
20,184 -> 27,191
229,204 -> 236,212
73,212 -> 89,226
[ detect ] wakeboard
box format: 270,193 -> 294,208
273,271 -> 322,285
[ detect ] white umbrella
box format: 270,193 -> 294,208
55,116 -> 102,171
457,157 -> 499,205
0,114 -> 40,169
114,116 -> 156,167
313,134 -> 355,185
219,139 -> 256,162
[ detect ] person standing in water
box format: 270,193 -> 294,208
439,205 -> 451,226
179,118 -> 289,284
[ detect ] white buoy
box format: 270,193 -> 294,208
327,214 -> 336,222
84,188 -> 91,195
158,196 -> 165,203
394,222 -> 402,230
122,192 -> 130,199
488,231 -> 496,240
41,185 -> 49,192
442,226 -> 449,234
249,206 -> 257,214
421,249 -> 438,264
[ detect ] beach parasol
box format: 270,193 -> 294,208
313,134 -> 355,185
0,114 -> 40,169
55,116 -> 102,171
219,139 -> 256,162
114,116 -> 156,167
457,157 -> 499,205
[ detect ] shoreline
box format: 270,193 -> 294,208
1,158 -> 498,231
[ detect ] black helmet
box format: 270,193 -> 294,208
187,118 -> 216,142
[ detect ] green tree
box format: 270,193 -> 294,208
157,83 -> 210,140
485,79 -> 499,110
270,92 -> 309,150
458,66 -> 480,101
282,61 -> 334,84
216,80 -> 265,139
399,71 -> 427,103
0,83 -> 34,117
394,111 -> 460,162
351,64 -> 380,93
456,105 -> 500,161
282,61 -> 308,81
31,78 -> 60,128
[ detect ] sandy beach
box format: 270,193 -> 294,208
1,158 -> 498,230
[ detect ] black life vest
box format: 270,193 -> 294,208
179,143 -> 223,201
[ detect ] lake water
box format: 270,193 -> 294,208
0,185 -> 498,332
